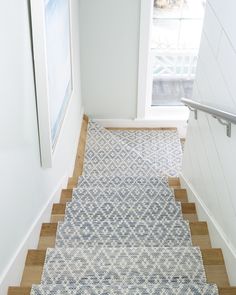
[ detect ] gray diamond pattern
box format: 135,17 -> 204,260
41,247 -> 206,285
31,119 -> 218,294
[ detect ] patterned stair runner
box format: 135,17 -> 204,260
31,120 -> 218,294
73,185 -> 175,204
56,220 -> 192,248
77,175 -> 169,188
41,247 -> 206,285
85,122 -> 182,177
64,200 -> 183,223
31,283 -> 219,295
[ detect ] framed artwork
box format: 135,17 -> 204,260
30,0 -> 73,168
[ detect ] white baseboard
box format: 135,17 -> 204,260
94,118 -> 187,138
180,172 -> 236,285
0,174 -> 68,295
0,175 -> 68,295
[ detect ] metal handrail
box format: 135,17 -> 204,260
181,98 -> 236,137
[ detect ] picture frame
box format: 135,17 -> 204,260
30,0 -> 73,168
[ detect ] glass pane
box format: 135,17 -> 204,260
178,20 -> 204,50
152,19 -> 180,49
181,0 -> 206,19
151,0 -> 205,106
153,1 -> 183,19
152,79 -> 194,106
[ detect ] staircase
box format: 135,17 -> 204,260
9,115 -> 236,294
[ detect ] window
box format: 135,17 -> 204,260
151,0 -> 206,106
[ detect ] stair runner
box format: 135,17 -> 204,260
31,120 -> 219,294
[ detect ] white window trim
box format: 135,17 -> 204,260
137,0 -> 190,121
137,0 -> 153,119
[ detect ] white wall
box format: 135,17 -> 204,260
79,0 -> 141,119
0,0 -> 83,293
182,0 -> 236,284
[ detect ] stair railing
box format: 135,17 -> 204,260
181,98 -> 236,137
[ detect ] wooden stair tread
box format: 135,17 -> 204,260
8,287 -> 31,295
40,223 -> 58,236
20,248 -> 229,284
60,188 -> 189,205
190,221 -> 211,249
50,202 -> 198,223
201,249 -> 225,265
174,188 -> 188,202
168,177 -> 181,188
39,221 -> 209,237
19,248 -> 230,288
51,203 -> 66,215
190,221 -> 209,235
38,221 -> 211,250
219,288 -> 236,294
67,177 -> 78,189
23,248 -> 225,266
60,189 -> 73,204
181,202 -> 196,213
25,250 -> 46,266
51,202 -> 196,215
8,287 -> 236,295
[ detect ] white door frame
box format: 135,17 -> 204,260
136,0 -> 189,123
136,0 -> 153,119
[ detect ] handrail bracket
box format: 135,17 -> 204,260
188,106 -> 198,120
212,115 -> 232,137
182,98 -> 236,138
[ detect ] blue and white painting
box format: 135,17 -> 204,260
44,0 -> 72,148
